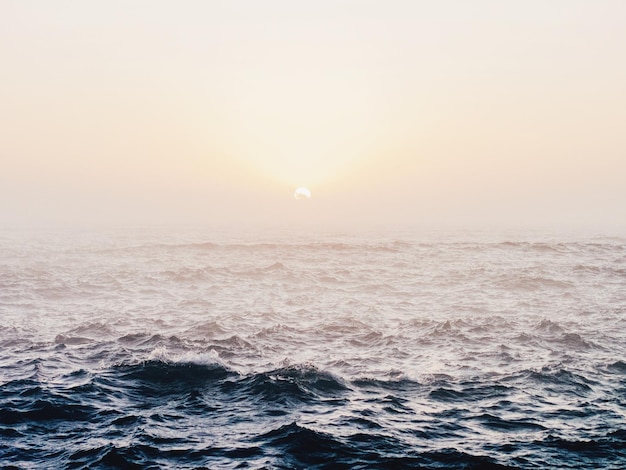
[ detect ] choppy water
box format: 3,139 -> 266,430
1,229 -> 625,469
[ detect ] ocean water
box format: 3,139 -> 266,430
1,228 -> 625,469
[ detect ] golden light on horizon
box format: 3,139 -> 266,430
0,1 -> 625,229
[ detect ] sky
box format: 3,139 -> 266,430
1,0 -> 625,231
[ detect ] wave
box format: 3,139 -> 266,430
256,422 -> 516,469
228,364 -> 349,411
351,375 -> 421,392
256,422 -> 358,466
607,360 -> 626,374
534,433 -> 626,467
112,360 -> 234,390
54,334 -> 94,345
101,240 -> 416,256
262,261 -> 288,271
429,383 -> 512,403
94,237 -> 626,255
521,367 -> 597,397
534,319 -> 564,333
556,332 -> 597,350
472,413 -> 546,432
499,275 -> 574,291
0,399 -> 94,425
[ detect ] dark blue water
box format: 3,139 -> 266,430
1,231 -> 625,468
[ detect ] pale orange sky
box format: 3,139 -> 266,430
1,1 -> 625,231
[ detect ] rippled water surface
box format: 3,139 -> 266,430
1,229 -> 625,468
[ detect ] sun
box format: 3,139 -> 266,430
294,187 -> 311,200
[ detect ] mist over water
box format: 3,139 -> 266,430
2,2 -> 626,467
1,228 -> 625,468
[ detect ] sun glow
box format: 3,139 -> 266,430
294,187 -> 311,200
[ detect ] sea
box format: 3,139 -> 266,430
1,228 -> 625,469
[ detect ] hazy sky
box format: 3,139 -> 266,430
1,1 -> 625,231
